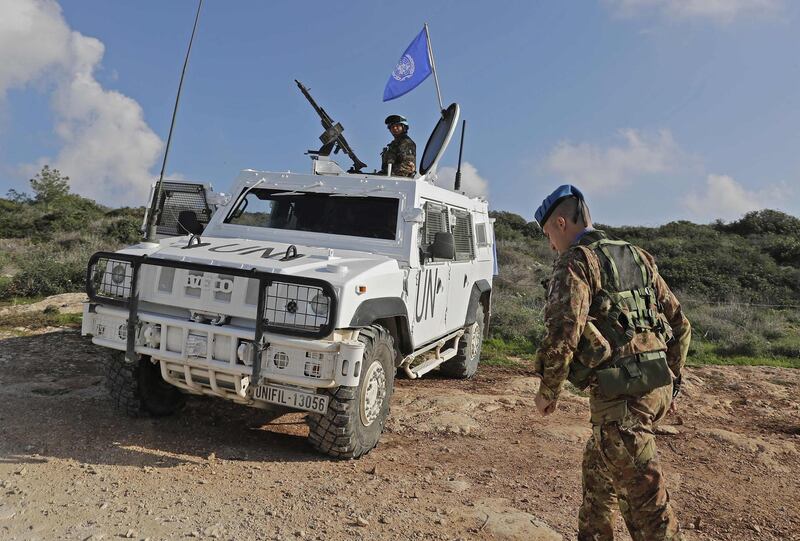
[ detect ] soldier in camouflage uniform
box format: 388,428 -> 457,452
380,114 -> 416,178
532,185 -> 691,541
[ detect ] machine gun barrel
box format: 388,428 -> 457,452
295,80 -> 367,173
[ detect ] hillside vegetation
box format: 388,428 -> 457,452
2,166 -> 799,366
0,166 -> 142,299
489,210 -> 800,368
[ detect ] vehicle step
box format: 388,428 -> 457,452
409,347 -> 458,378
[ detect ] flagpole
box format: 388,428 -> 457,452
424,23 -> 445,113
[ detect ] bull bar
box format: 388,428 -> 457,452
85,251 -> 339,386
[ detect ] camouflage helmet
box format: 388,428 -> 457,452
385,114 -> 409,128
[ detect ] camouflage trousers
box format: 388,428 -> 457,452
578,385 -> 681,541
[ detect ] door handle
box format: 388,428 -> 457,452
463,275 -> 468,287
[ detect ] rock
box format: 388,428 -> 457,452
355,516 -> 369,527
202,524 -> 222,538
124,529 -> 136,538
468,499 -> 562,540
655,425 -> 680,436
365,465 -> 378,475
0,506 -> 17,520
444,479 -> 471,493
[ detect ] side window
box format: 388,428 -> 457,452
451,208 -> 475,261
420,202 -> 450,262
475,222 -> 489,246
228,192 -> 278,227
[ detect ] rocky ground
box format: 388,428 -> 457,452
0,301 -> 798,540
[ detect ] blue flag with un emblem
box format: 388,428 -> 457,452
383,28 -> 432,102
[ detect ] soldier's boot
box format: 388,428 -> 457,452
596,423 -> 681,541
578,436 -> 617,541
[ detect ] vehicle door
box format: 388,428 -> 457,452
445,206 -> 476,329
408,201 -> 451,347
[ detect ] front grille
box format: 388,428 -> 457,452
87,251 -> 338,339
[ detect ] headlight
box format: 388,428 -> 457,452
111,264 -> 127,284
309,293 -> 329,315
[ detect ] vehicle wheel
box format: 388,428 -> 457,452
306,325 -> 395,459
440,304 -> 485,379
105,351 -> 185,417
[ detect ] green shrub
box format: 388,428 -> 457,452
0,234 -> 109,299
104,216 -> 142,244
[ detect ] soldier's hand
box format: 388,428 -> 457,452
534,390 -> 557,416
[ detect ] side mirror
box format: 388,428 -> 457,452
430,232 -> 455,260
177,210 -> 204,236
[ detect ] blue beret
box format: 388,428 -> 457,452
534,184 -> 585,226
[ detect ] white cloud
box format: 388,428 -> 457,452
0,0 -> 162,205
544,129 -> 682,193
606,0 -> 784,23
434,162 -> 489,199
684,173 -> 789,220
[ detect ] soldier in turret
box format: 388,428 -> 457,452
532,185 -> 691,541
380,115 -> 416,177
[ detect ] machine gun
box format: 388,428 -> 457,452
295,80 -> 367,174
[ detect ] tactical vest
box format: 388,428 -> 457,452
568,230 -> 673,398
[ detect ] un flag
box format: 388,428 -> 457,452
383,28 -> 432,102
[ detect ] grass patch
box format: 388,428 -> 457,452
481,337 -> 535,368
0,295 -> 47,309
0,311 -> 82,331
687,354 -> 800,369
480,337 -> 536,369
688,339 -> 800,368
480,356 -> 526,368
483,337 -> 536,358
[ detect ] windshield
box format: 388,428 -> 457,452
225,188 -> 399,240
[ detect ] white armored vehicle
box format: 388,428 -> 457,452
82,96 -> 495,458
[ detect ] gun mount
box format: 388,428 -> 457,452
295,80 -> 367,174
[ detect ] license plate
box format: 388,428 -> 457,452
253,385 -> 328,414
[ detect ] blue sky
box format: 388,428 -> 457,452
1,0 -> 799,225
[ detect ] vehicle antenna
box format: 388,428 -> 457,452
145,0 -> 204,242
454,120 -> 466,192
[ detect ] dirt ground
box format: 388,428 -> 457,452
0,320 -> 798,540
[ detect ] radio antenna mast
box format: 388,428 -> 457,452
145,0 -> 203,242
454,120 -> 466,191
